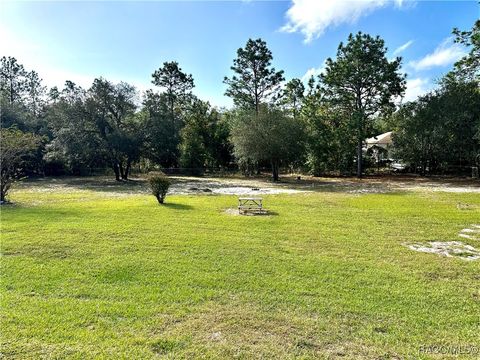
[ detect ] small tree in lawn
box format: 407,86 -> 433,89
1,128 -> 43,203
148,172 -> 171,204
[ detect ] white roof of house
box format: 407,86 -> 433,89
365,131 -> 393,148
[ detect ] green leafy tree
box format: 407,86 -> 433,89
224,38 -> 284,114
301,77 -> 356,175
85,78 -> 143,180
48,86 -> 60,103
281,78 -> 305,120
0,100 -> 27,131
179,99 -> 233,174
142,91 -> 181,167
453,19 -> 480,81
24,70 -> 46,118
321,32 -> 406,177
393,78 -> 480,174
1,128 -> 43,202
148,62 -> 195,168
230,104 -> 305,181
0,56 -> 27,105
0,58 -> 48,135
44,81 -> 107,175
206,109 -> 233,169
151,61 -> 194,116
391,97 -> 440,175
148,172 -> 171,204
179,123 -> 207,174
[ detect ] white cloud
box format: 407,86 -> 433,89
393,40 -> 414,56
402,77 -> 430,102
301,62 -> 326,82
281,0 -> 405,43
409,37 -> 466,71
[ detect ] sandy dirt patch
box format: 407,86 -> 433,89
458,225 -> 480,241
14,174 -> 480,198
404,241 -> 480,261
168,177 -> 307,195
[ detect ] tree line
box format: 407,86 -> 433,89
1,19 -> 479,198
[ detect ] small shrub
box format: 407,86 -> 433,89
148,172 -> 171,204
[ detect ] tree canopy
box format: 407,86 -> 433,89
453,19 -> 480,81
1,17 -> 479,187
321,32 -> 406,177
224,38 -> 284,114
230,104 -> 305,181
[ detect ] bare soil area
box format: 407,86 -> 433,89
14,174 -> 480,196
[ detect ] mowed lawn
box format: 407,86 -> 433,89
1,179 -> 479,359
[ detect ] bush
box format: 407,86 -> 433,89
148,172 -> 171,204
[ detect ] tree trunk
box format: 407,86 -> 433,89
119,162 -> 125,180
123,160 -> 131,180
113,162 -> 121,181
271,159 -> 279,182
356,137 -> 363,178
10,81 -> 14,104
0,182 -> 7,203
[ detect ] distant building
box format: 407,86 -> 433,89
364,131 -> 394,162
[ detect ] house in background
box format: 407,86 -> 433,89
364,131 -> 407,171
365,131 -> 393,161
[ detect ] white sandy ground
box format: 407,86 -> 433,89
166,176 -> 480,195
169,178 -> 305,195
15,176 -> 307,196
405,224 -> 480,261
14,175 -> 480,197
405,241 -> 480,261
458,225 -> 480,241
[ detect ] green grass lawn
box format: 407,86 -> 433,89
1,178 -> 479,359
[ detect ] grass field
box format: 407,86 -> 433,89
1,177 -> 480,359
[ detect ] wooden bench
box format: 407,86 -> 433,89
238,197 -> 265,214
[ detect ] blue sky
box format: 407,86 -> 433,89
1,0 -> 478,107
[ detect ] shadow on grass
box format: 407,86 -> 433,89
223,208 -> 279,216
1,204 -> 86,223
265,210 -> 279,216
162,203 -> 193,210
19,176 -> 150,194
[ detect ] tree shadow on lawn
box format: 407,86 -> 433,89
20,176 -> 150,194
223,207 -> 279,216
1,204 -> 88,226
298,182 -> 397,195
162,202 -> 193,210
